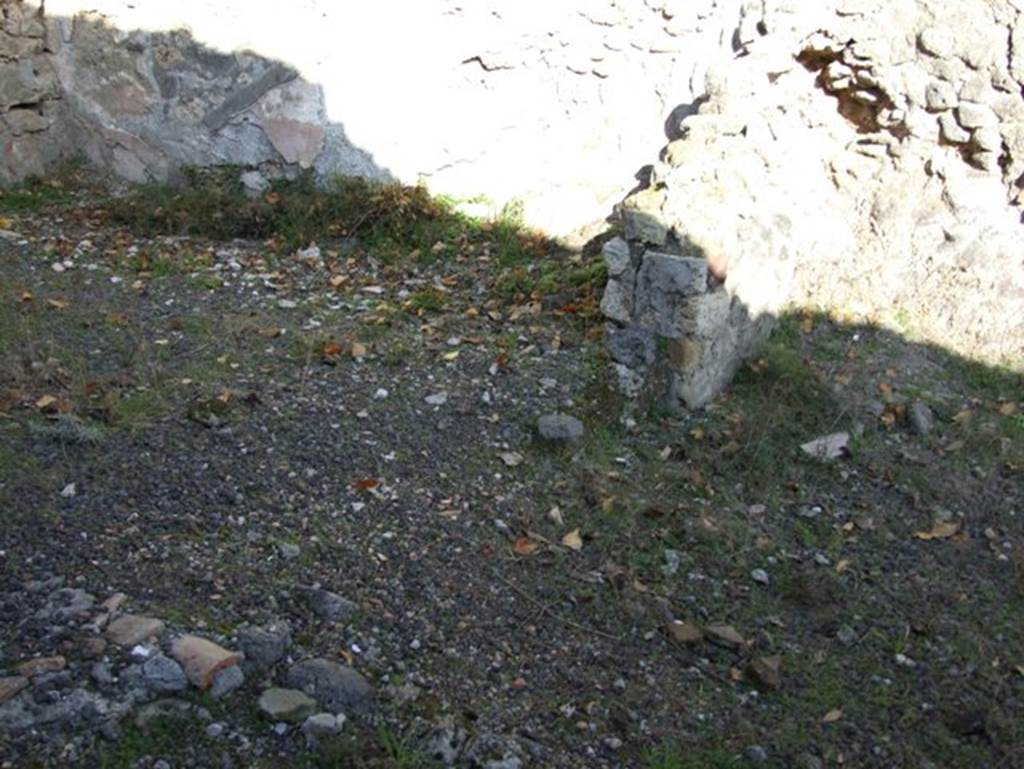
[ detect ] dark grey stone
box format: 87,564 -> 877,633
536,414 -> 585,443
237,621 -> 291,671
908,401 -> 934,436
202,63 -> 296,131
142,654 -> 188,694
209,664 -> 244,699
285,658 -> 373,714
298,588 -> 357,622
607,326 -> 656,368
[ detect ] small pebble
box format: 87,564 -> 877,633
751,568 -> 770,585
425,392 -> 448,406
746,745 -> 769,763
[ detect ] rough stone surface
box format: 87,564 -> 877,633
170,635 -> 242,690
237,620 -> 291,671
599,0 -> 1024,409
301,712 -> 344,746
141,654 -> 188,694
258,687 -> 316,723
298,587 -> 357,622
35,587 -> 95,622
209,663 -> 244,699
285,658 -> 373,714
536,414 -> 585,443
908,401 -> 935,436
105,615 -> 164,646
0,676 -> 28,704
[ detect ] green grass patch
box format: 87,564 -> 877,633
0,179 -> 75,214
104,167 -> 556,265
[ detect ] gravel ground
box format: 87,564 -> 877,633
1,197 -> 1023,769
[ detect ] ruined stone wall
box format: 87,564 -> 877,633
3,0 -> 1022,402
603,0 -> 1024,409
33,0 -> 754,238
0,0 -> 63,183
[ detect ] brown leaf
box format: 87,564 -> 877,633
351,342 -> 368,358
513,537 -> 538,556
352,478 -> 380,491
998,402 -> 1019,416
256,326 -> 283,338
821,709 -> 843,724
914,520 -> 961,541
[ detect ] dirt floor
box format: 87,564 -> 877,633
1,175 -> 1022,769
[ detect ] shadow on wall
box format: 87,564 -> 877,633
36,12 -> 393,193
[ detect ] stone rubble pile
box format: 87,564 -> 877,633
0,574 -> 374,763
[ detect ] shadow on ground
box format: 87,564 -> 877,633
0,185 -> 1022,768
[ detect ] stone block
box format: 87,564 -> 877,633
170,635 -> 242,690
622,187 -> 668,246
600,278 -> 634,324
601,237 -> 631,277
106,615 -> 165,647
0,31 -> 41,59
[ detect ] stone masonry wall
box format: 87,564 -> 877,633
35,0 -> 755,239
602,0 -> 1024,410
0,1 -> 63,183
2,0 -> 1022,406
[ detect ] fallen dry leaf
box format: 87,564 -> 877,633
821,709 -> 844,724
952,409 -> 973,425
352,478 -> 380,491
35,395 -> 58,412
513,537 -> 538,556
561,529 -> 583,551
914,520 -> 961,541
351,342 -> 368,358
801,432 -> 850,461
322,342 -> 344,363
998,402 -> 1019,416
